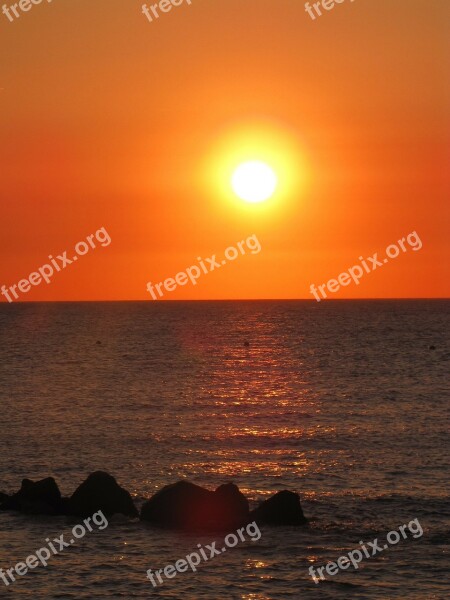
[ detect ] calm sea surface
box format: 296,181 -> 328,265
0,300 -> 448,599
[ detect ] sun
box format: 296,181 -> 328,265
201,121 -> 305,211
231,160 -> 278,203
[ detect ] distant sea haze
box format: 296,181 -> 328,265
0,300 -> 448,598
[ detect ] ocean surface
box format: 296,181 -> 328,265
0,300 -> 448,599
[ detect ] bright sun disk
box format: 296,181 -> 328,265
231,161 -> 278,203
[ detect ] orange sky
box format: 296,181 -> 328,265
1,0 -> 448,301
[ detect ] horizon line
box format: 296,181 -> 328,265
1,297 -> 449,304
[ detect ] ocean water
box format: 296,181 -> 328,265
0,300 -> 448,599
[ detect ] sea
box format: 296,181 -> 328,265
0,300 -> 448,599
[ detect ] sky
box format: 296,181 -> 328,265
1,0 -> 448,301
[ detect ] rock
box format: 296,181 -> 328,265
67,471 -> 138,518
214,483 -> 250,527
251,490 -> 307,526
0,492 -> 10,504
0,477 -> 64,515
140,481 -> 249,530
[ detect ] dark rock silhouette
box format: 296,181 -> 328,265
0,477 -> 64,515
0,474 -> 308,529
67,471 -> 138,518
140,481 -> 249,530
251,490 -> 307,525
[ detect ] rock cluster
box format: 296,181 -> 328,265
0,473 -> 307,530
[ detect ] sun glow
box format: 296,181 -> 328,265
231,161 -> 278,203
202,121 -> 304,212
